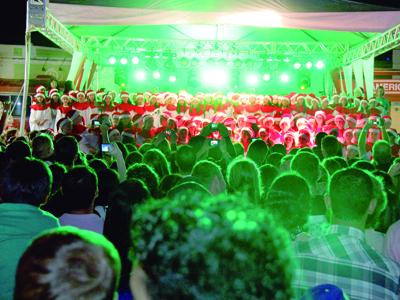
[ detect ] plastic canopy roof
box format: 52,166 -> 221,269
47,0 -> 400,62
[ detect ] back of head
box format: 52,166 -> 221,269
130,195 -> 294,299
322,157 -> 343,176
233,142 -> 244,157
167,181 -> 211,200
328,168 -> 374,221
265,173 -> 311,234
62,166 -> 98,211
55,136 -> 78,167
191,160 -> 226,195
372,140 -> 392,171
0,157 -> 52,206
159,174 -> 184,198
14,226 -> 120,300
143,149 -> 170,179
267,152 -> 284,168
315,132 -> 327,147
270,143 -> 286,156
32,134 -> 54,160
126,163 -> 159,198
351,160 -> 375,171
290,152 -> 320,187
125,151 -> 143,167
5,140 -> 31,161
246,139 -> 269,166
138,143 -> 153,155
176,145 -> 196,174
227,158 -> 261,203
321,135 -> 341,158
89,159 -> 108,174
96,168 -> 120,207
259,164 -> 279,196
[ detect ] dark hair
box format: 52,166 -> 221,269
14,227 -> 120,300
41,163 -> 67,217
89,158 -> 108,174
264,173 -> 311,235
159,174 -> 184,198
321,135 -> 342,158
62,166 -> 98,211
270,143 -> 286,156
125,151 -> 143,167
96,168 -> 120,207
315,132 -> 328,147
176,145 -> 196,174
138,143 -> 153,155
191,160 -> 226,195
291,152 -> 320,187
322,157 -> 343,176
5,140 -> 32,161
227,158 -> 261,204
143,149 -> 170,180
259,164 -> 279,199
32,134 -> 54,160
126,163 -> 159,198
351,160 -> 375,171
233,142 -> 244,157
0,158 -> 52,206
54,136 -> 78,167
131,195 -> 294,299
266,152 -> 284,169
372,140 -> 392,172
104,179 -> 150,288
328,168 -> 374,220
167,181 -> 211,200
246,139 -> 269,166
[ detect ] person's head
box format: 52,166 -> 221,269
130,194 -> 294,300
327,168 -> 376,224
372,140 -> 392,171
0,157 -> 52,206
266,152 -> 284,169
246,139 -> 268,166
291,152 -> 320,188
14,226 -> 120,300
62,166 -> 98,212
227,158 -> 261,203
159,174 -> 184,198
175,145 -> 196,175
321,135 -> 341,158
264,173 -> 311,236
351,160 -> 375,171
54,136 -> 79,167
96,168 -> 120,207
259,164 -> 279,198
5,140 -> 32,161
191,160 -> 226,195
322,157 -> 344,177
142,149 -> 170,180
126,163 -> 159,198
125,151 -> 143,167
167,181 -> 211,200
32,134 -> 54,160
270,143 -> 286,156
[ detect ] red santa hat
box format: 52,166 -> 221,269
90,113 -> 99,121
346,114 -> 357,124
246,115 -> 258,125
112,111 -> 121,119
314,110 -> 326,119
108,128 -> 120,137
60,94 -> 70,101
56,117 -> 71,131
77,91 -> 86,97
120,91 -> 130,99
96,89 -> 105,98
49,89 -> 59,98
240,126 -> 255,138
34,91 -> 46,99
65,109 -> 81,121
35,85 -> 46,94
68,91 -> 77,101
86,90 -> 95,97
334,114 -> 345,122
161,111 -> 172,120
119,111 -> 131,119
223,117 -> 236,127
121,130 -> 136,140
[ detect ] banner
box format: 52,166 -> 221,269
374,80 -> 400,95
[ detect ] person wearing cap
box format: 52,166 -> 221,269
48,89 -> 60,130
54,94 -> 72,132
144,94 -> 159,113
86,90 -> 97,113
133,94 -> 146,116
99,93 -> 116,116
54,117 -> 73,141
293,168 -> 400,299
73,91 -> 91,126
29,92 -> 52,131
116,91 -> 134,114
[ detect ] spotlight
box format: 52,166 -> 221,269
108,56 -> 117,65
316,60 -> 324,69
201,69 -> 229,87
153,71 -> 161,79
247,74 -> 259,86
135,70 -> 146,81
120,57 -> 128,65
169,75 -> 176,82
280,73 -> 289,82
131,56 -> 140,64
283,57 -> 290,63
293,62 -> 301,69
263,73 -> 271,81
305,62 -> 312,69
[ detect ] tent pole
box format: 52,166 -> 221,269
21,1 -> 31,137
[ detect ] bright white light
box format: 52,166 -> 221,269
108,56 -> 116,65
263,73 -> 271,81
120,57 -> 128,65
153,71 -> 161,79
201,69 -> 229,87
135,70 -> 146,81
316,60 -> 324,69
293,62 -> 301,69
247,74 -> 259,86
280,73 -> 289,82
131,57 -> 140,64
283,57 -> 290,63
306,61 -> 312,69
169,75 -> 176,82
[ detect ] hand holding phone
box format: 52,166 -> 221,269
92,120 -> 100,127
101,143 -> 114,153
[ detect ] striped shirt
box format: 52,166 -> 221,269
293,225 -> 400,300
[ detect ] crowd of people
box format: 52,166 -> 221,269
0,82 -> 400,299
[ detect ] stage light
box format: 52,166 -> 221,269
293,62 -> 301,69
263,73 -> 271,81
153,71 -> 161,79
306,61 -> 312,69
201,69 -> 229,87
280,73 -> 289,82
283,57 -> 290,63
120,57 -> 128,65
316,60 -> 324,69
135,70 -> 146,81
108,56 -> 117,65
247,74 -> 259,86
132,56 -> 140,64
120,83 -> 126,88
169,75 -> 176,82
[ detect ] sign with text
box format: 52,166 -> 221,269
28,0 -> 47,29
374,79 -> 400,95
